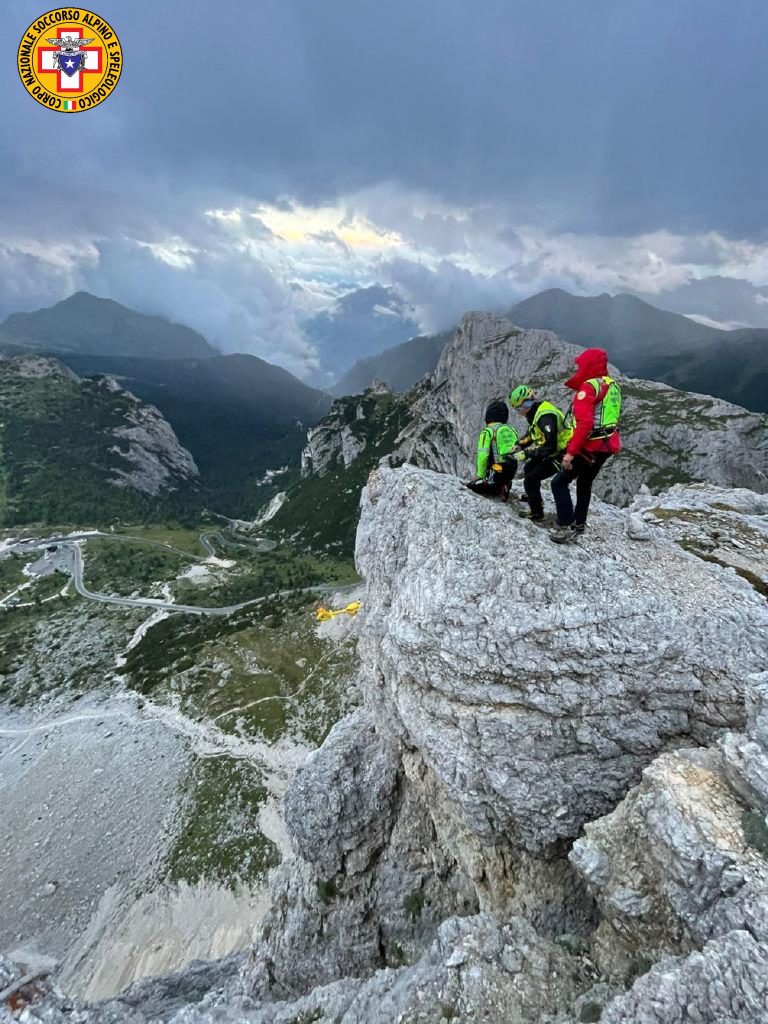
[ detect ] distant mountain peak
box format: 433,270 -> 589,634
304,284 -> 420,382
60,289 -> 118,306
0,292 -> 217,360
332,287 -> 767,413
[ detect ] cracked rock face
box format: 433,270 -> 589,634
355,465 -> 768,856
630,482 -> 768,597
109,388 -> 199,495
161,915 -> 594,1024
570,672 -> 768,984
6,453 -> 768,1023
600,930 -> 768,1023
395,313 -> 768,503
245,709 -> 478,1002
301,386 -> 397,478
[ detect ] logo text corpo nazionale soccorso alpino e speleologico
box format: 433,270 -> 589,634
17,7 -> 122,113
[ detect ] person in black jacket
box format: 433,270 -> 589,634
508,385 -> 568,522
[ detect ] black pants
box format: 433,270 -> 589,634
468,460 -> 517,498
551,452 -> 612,526
523,457 -> 561,516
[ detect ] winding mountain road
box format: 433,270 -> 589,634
14,531 -> 205,562
66,544 -> 266,616
2,528 -> 358,617
201,513 -> 277,555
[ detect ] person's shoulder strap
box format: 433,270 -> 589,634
490,422 -> 500,457
585,377 -> 608,397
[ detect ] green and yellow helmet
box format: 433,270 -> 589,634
508,384 -> 535,408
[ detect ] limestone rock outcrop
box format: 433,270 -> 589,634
107,382 -> 199,495
629,482 -> 768,598
241,915 -> 593,1024
0,355 -> 198,504
230,465 -> 767,1022
6,353 -> 80,382
600,930 -> 768,1023
355,465 -> 767,858
570,672 -> 768,981
5,466 -> 768,1022
301,382 -> 397,478
245,708 -> 478,1002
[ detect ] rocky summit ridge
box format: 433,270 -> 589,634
6,460 -> 768,1023
395,313 -> 768,502
272,312 -> 767,555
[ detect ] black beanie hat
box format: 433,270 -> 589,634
485,399 -> 509,424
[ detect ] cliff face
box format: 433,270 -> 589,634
0,356 -> 198,525
232,467 -> 768,1023
396,313 -> 768,502
106,379 -> 199,495
269,381 -> 416,555
300,380 -> 401,479
354,468 -> 766,856
4,469 -> 768,1022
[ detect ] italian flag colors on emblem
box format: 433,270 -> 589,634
63,100 -> 78,111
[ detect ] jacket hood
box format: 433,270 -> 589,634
565,347 -> 609,390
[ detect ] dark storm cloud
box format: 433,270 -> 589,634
382,258 -> 523,331
5,0 -> 768,239
3,0 -> 768,367
79,239 -> 320,374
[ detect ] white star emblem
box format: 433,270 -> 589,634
65,58 -> 75,68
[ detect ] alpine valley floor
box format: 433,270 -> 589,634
0,519 -> 360,1000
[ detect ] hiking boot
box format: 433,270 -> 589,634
499,483 -> 510,503
550,524 -> 585,544
518,508 -> 544,522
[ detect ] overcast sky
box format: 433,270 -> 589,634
4,0 -> 768,374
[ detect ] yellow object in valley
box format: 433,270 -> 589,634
316,601 -> 361,621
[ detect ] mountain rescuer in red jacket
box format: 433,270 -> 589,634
549,347 -> 621,544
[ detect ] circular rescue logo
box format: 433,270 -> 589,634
17,8 -> 122,113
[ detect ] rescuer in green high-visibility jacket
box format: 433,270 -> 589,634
466,400 -> 520,501
508,384 -> 569,521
